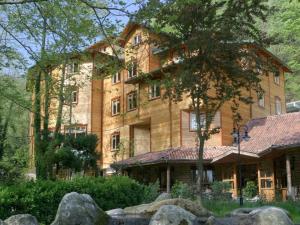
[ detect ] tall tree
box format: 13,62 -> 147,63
0,0 -> 101,179
136,0 -> 270,203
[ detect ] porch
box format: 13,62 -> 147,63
214,148 -> 300,201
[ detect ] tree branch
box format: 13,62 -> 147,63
0,0 -> 47,5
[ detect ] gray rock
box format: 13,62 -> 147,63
154,192 -> 172,202
0,220 -> 7,225
106,208 -> 125,216
228,206 -> 294,225
250,207 -> 293,225
230,208 -> 255,217
149,205 -> 197,225
124,198 -> 212,217
4,214 -> 38,225
51,192 -> 109,225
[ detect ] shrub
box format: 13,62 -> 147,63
142,179 -> 160,203
171,181 -> 194,199
0,176 -> 148,225
243,181 -> 258,198
211,181 -> 232,200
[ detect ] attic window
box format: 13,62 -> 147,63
128,62 -> 137,79
133,34 -> 142,45
66,62 -> 79,74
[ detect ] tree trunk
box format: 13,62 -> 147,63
34,17 -> 47,179
0,102 -> 13,160
42,71 -> 51,141
196,135 -> 205,206
54,63 -> 66,137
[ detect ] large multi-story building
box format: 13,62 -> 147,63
30,23 -> 300,201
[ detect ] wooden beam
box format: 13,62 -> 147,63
167,164 -> 171,193
233,164 -> 238,197
286,155 -> 294,200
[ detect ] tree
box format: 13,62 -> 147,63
136,0 -> 270,204
0,0 -> 101,179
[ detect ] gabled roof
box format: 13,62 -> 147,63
111,112 -> 300,168
111,146 -> 236,169
241,112 -> 300,155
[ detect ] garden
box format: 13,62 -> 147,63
0,177 -> 299,225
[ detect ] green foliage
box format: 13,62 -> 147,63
45,134 -> 99,175
142,179 -> 160,203
262,0 -> 300,101
0,176 -> 149,225
171,181 -> 194,199
211,181 -> 232,200
243,181 -> 258,198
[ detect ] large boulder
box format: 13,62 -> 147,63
227,206 -> 294,225
124,198 -> 211,217
250,207 -> 293,225
154,192 -> 172,202
0,220 -> 7,225
149,205 -> 197,225
4,214 -> 38,225
51,192 -> 109,225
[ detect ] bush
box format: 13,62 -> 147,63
0,176 -> 149,225
211,181 -> 232,200
171,181 -> 194,199
142,180 -> 160,203
243,181 -> 258,198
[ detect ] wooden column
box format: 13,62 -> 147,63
257,163 -> 262,197
167,164 -> 171,193
286,155 -> 294,200
233,164 -> 238,197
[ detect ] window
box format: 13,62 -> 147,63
259,161 -> 273,189
258,93 -> 265,107
111,132 -> 120,151
275,97 -> 282,115
112,72 -> 121,84
111,98 -> 120,116
66,62 -> 79,74
71,91 -> 78,104
128,62 -> 137,79
64,124 -> 87,137
127,91 -> 137,111
133,34 -> 142,45
190,112 -> 206,131
149,83 -> 160,99
274,71 -> 280,85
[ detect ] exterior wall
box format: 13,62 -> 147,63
32,25 -> 288,175
48,62 -> 93,132
134,124 -> 151,155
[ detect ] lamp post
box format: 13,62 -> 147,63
232,125 -> 250,206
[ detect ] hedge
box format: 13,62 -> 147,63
0,176 -> 152,225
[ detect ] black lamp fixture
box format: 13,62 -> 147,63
231,125 -> 251,206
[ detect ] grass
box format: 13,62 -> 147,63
203,200 -> 300,223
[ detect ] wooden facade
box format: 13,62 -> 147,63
30,23 -> 296,200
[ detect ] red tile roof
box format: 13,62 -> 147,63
112,146 -> 236,168
112,112 -> 300,168
241,112 -> 300,155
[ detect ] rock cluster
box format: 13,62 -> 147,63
0,192 -> 294,225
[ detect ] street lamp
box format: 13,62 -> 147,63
231,125 -> 251,206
